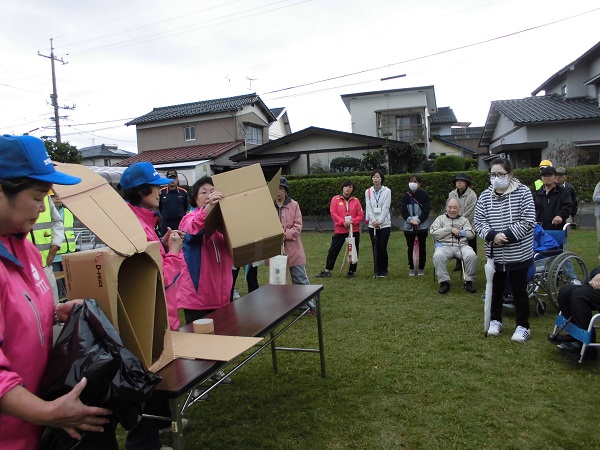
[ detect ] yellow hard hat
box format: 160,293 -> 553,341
539,160 -> 552,168
48,189 -> 55,196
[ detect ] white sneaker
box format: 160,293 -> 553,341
511,326 -> 531,343
409,270 -> 416,276
233,289 -> 241,300
487,320 -> 503,336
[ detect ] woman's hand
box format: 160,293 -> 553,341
493,232 -> 508,245
45,378 -> 112,440
165,229 -> 185,254
204,191 -> 224,215
55,300 -> 83,324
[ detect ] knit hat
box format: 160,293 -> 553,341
279,177 -> 290,193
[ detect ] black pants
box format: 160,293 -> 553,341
369,227 -> 390,275
231,265 -> 259,301
325,232 -> 361,273
125,392 -> 170,450
404,231 -> 428,270
558,284 -> 600,341
491,267 -> 530,329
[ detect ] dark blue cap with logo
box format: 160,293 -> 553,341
0,135 -> 81,185
120,162 -> 173,191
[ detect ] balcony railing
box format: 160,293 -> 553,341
378,124 -> 426,143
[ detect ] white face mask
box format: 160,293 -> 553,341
491,177 -> 509,190
409,182 -> 418,192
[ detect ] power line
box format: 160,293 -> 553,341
262,6 -> 600,96
68,0 -> 312,57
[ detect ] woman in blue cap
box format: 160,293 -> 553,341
119,161 -> 185,450
0,135 -> 111,450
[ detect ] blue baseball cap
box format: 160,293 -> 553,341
0,135 -> 81,185
120,162 -> 173,191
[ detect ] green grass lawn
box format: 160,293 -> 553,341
141,229 -> 600,449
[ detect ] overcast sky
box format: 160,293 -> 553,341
2,0 -> 599,152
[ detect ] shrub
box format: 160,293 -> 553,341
433,155 -> 464,172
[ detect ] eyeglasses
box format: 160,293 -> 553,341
490,172 -> 509,178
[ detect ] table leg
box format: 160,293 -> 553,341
169,397 -> 185,450
270,330 -> 279,374
315,292 -> 326,377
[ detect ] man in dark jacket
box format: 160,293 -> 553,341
533,166 -> 572,230
555,167 -> 578,222
158,169 -> 190,235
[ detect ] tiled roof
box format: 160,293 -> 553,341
115,141 -> 244,166
430,107 -> 457,124
270,107 -> 285,118
491,94 -> 600,124
125,93 -> 275,126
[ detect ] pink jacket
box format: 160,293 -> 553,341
176,207 -> 233,311
330,195 -> 364,235
0,234 -> 54,450
128,204 -> 183,331
275,197 -> 306,267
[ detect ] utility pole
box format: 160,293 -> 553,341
38,39 -> 68,143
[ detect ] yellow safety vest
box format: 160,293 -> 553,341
534,179 -> 543,190
27,196 -> 53,267
57,207 -> 76,254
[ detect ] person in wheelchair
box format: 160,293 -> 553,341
430,198 -> 477,294
550,267 -> 600,361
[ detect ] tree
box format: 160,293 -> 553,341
386,141 -> 425,174
330,156 -> 362,172
43,139 -> 82,164
310,158 -> 330,174
546,139 -> 589,167
360,148 -> 387,172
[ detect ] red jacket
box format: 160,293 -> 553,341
0,234 -> 54,450
330,195 -> 364,234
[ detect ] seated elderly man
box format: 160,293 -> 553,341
430,198 -> 478,294
550,266 -> 600,360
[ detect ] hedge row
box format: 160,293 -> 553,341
287,165 -> 600,219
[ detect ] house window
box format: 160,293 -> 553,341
395,114 -> 423,142
184,126 -> 196,141
561,85 -> 567,96
103,159 -> 111,166
245,124 -> 263,145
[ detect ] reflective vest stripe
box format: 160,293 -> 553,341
27,196 -> 53,267
58,208 -> 76,254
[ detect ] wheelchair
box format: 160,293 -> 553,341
504,223 -> 588,317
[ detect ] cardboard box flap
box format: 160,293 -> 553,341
267,168 -> 282,202
53,164 -> 147,256
149,332 -> 262,372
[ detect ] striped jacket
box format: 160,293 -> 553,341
474,179 -> 535,271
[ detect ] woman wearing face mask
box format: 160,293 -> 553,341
365,169 -> 391,278
474,158 -> 535,343
401,174 -> 431,276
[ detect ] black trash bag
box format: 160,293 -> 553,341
36,300 -> 162,450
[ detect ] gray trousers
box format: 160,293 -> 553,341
433,244 -> 477,283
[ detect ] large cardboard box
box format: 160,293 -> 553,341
205,164 -> 284,266
55,164 -> 261,372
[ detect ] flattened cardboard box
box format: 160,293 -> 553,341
205,164 -> 284,266
56,164 -> 261,373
